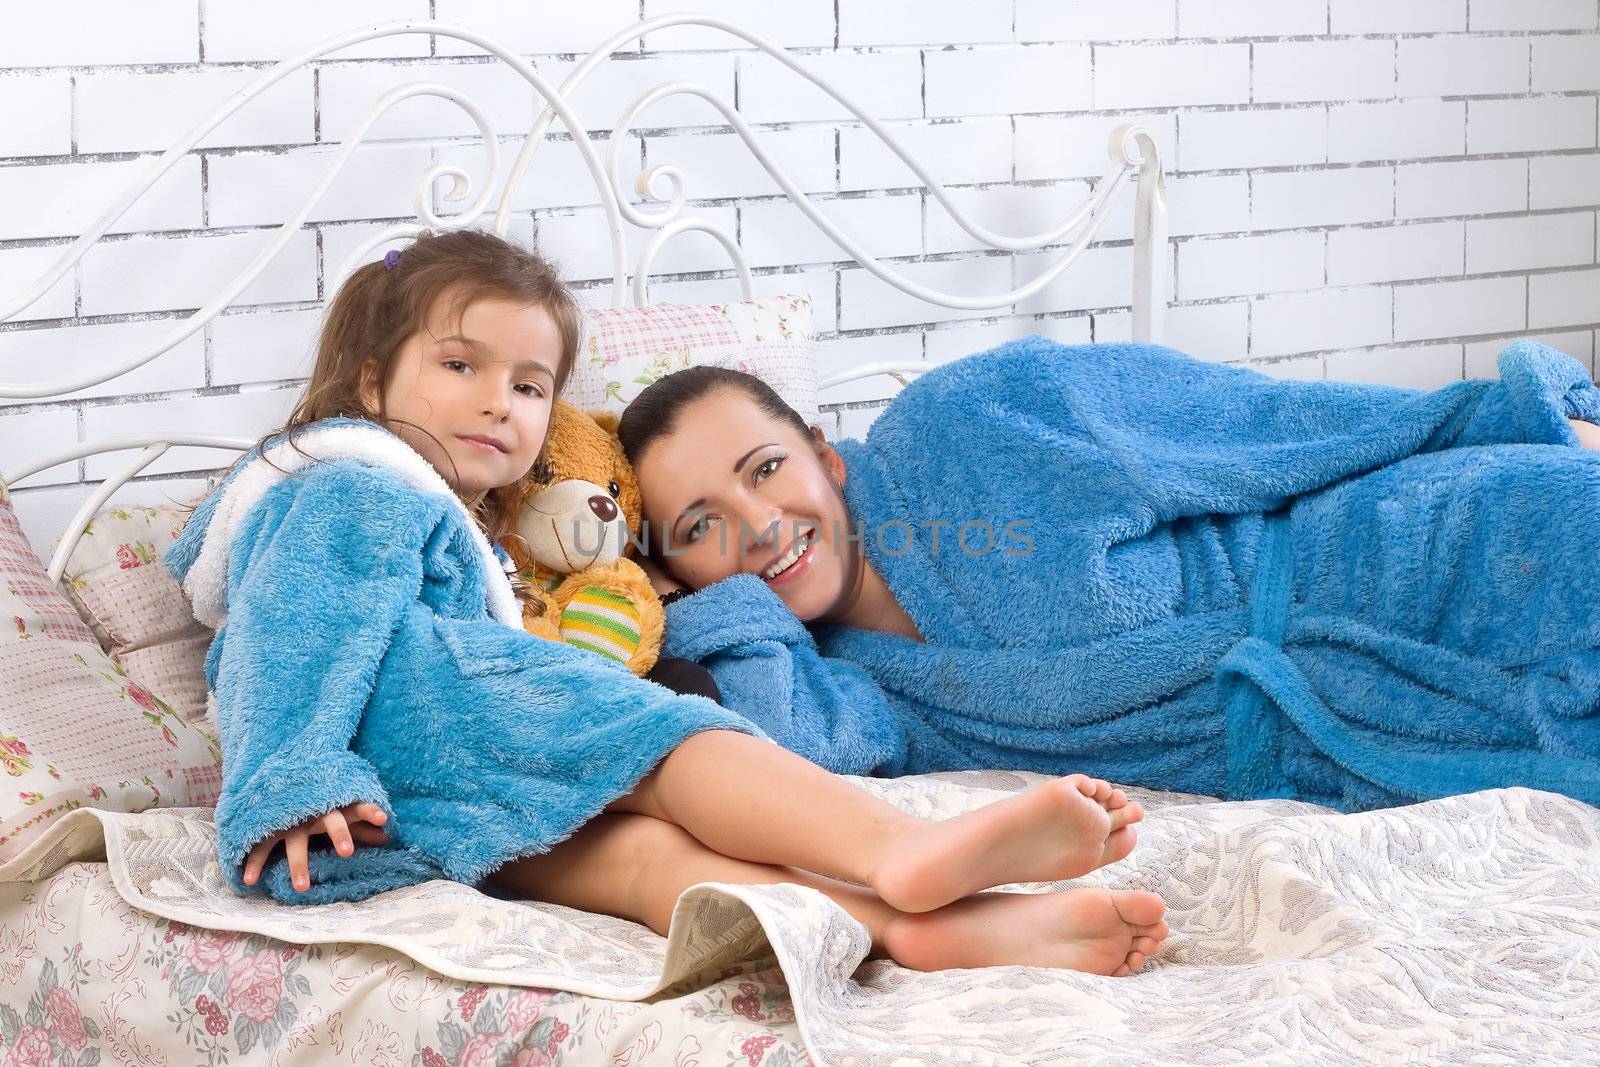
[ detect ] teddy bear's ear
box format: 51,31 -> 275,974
588,409 -> 621,438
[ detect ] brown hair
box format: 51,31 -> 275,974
618,365 -> 812,470
186,228 -> 581,605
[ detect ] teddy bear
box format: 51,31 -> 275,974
498,399 -> 664,676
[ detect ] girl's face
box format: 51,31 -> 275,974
361,293 -> 562,501
634,390 -> 857,622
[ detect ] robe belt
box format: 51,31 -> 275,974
1213,512 -> 1600,807
1214,508 -> 1310,799
1211,491 -> 1600,808
1212,510 -> 1474,804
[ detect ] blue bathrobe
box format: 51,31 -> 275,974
662,336 -> 1600,811
164,416 -> 765,904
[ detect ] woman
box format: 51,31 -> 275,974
618,335 -> 1600,811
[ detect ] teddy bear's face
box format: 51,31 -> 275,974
510,401 -> 643,574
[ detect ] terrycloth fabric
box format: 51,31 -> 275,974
662,336 -> 1600,810
165,416 -> 766,905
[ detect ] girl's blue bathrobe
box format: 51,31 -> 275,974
662,336 -> 1600,811
164,417 -> 765,904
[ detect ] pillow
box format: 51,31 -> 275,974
0,480 -> 223,864
56,501 -> 213,725
565,293 -> 818,425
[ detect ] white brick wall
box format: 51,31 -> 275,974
3,1 -> 1599,556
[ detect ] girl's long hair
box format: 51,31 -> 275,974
182,228 -> 582,606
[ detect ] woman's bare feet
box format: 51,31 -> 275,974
882,888 -> 1169,974
871,775 -> 1143,914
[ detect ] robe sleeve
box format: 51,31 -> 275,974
1428,340 -> 1600,449
201,461 -> 433,891
1133,338 -> 1600,522
660,573 -> 909,776
928,336 -> 1600,529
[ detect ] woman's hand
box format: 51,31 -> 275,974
637,553 -> 686,597
1569,417 -> 1600,450
242,802 -> 391,893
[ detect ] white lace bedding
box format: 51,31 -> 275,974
4,769 -> 1598,1065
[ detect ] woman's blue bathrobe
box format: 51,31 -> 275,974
662,336 -> 1600,811
164,416 -> 765,904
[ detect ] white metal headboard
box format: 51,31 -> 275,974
1,14 -> 1168,581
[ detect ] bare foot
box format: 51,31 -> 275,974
1087,778 -> 1141,869
882,888 -> 1169,974
871,775 -> 1143,914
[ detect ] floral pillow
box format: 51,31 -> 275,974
55,501 -> 213,725
565,293 -> 818,425
0,480 -> 222,864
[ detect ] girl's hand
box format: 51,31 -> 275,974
637,554 -> 686,597
242,802 -> 391,893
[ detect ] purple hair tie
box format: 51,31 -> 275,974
383,249 -> 402,271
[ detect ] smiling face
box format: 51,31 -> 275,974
359,291 -> 563,502
633,388 -> 860,622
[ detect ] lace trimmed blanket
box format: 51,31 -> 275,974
4,770 -> 1598,1065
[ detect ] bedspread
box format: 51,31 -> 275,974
4,770 -> 1598,1065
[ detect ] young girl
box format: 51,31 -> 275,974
164,230 -> 1169,975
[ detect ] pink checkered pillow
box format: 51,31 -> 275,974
0,481 -> 222,865
567,293 -> 818,424
56,502 -> 212,725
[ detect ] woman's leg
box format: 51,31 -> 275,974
1285,444 -> 1600,807
493,811 -> 900,955
491,811 -> 1169,974
604,729 -> 1142,913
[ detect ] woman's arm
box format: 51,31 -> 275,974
660,573 -> 910,777
1569,417 -> 1600,449
1422,340 -> 1600,450
940,336 -> 1600,531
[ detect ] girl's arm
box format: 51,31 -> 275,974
660,573 -> 911,777
195,460 -> 435,894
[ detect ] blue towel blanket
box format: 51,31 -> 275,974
663,337 -> 1600,811
165,417 -> 765,904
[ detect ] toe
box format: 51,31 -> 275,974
1101,825 -> 1137,866
1131,934 -> 1163,956
1124,951 -> 1147,972
1106,801 -> 1144,831
1113,891 -> 1168,927
1112,963 -> 1131,977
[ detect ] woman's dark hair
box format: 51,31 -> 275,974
618,366 -> 817,561
618,366 -> 812,468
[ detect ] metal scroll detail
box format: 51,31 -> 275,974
1,14 -> 1168,565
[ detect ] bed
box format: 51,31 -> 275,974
3,13 -> 1599,1066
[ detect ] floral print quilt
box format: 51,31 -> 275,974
3,769 -> 1598,1065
